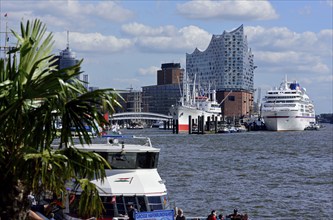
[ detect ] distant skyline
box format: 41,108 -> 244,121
1,0 -> 332,114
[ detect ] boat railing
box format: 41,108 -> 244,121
102,135 -> 152,147
186,217 -> 208,220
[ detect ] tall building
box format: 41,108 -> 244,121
186,25 -> 255,117
157,63 -> 184,85
53,31 -> 80,79
186,25 -> 254,92
83,74 -> 89,89
142,63 -> 184,115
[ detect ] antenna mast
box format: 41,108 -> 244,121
66,30 -> 70,49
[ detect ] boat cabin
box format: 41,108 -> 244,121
66,136 -> 169,219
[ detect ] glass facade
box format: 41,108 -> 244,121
142,84 -> 182,115
186,25 -> 255,92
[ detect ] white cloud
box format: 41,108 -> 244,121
245,26 -> 332,77
177,0 -> 278,20
122,23 -> 211,53
91,1 -> 134,22
53,31 -> 133,53
5,0 -> 133,31
138,66 -> 159,76
246,26 -> 332,55
298,5 -> 312,15
122,22 -> 177,36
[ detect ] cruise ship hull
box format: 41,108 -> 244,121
262,111 -> 315,131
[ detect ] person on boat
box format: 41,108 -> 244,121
127,204 -> 137,220
226,209 -> 242,220
218,213 -> 224,220
176,208 -> 186,220
207,210 -> 217,220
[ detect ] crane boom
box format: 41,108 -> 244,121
219,90 -> 233,105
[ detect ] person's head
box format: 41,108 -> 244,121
178,208 -> 183,216
127,204 -> 133,209
211,210 -> 216,215
218,214 -> 223,219
233,209 -> 238,214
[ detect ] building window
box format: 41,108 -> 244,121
228,96 -> 235,101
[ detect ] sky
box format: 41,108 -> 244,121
1,0 -> 332,114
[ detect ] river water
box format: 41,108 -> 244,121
119,124 -> 333,219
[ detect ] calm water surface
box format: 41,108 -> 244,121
119,124 -> 333,219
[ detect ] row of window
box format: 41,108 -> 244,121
69,195 -> 167,218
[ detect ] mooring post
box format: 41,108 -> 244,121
201,115 -> 204,134
176,119 -> 179,134
172,120 -> 175,134
214,116 -> 218,133
207,116 -> 210,131
189,115 -> 192,134
197,115 -> 201,133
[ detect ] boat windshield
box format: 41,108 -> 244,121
98,152 -> 159,169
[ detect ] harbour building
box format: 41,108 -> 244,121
142,63 -> 184,115
186,25 -> 255,118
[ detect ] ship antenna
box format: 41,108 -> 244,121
66,30 -> 70,49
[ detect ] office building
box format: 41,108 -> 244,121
142,63 -> 184,115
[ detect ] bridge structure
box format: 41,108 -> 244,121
110,112 -> 173,122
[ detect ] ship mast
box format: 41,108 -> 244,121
0,11 -> 10,66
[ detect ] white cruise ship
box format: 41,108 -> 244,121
261,77 -> 316,131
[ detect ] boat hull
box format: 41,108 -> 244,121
170,105 -> 220,132
262,111 -> 315,131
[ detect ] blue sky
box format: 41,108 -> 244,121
1,0 -> 332,114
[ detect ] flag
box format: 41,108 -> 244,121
104,112 -> 109,122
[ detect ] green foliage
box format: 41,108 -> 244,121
0,19 -> 122,219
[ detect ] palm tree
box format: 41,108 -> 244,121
0,19 -> 122,219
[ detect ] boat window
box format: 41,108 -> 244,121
101,196 -> 115,218
124,196 -> 137,209
102,152 -> 159,169
137,196 -> 147,212
108,152 -> 137,169
115,196 -> 147,216
137,152 -> 159,168
147,196 -> 163,211
116,196 -> 126,215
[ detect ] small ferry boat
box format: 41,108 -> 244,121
261,76 -> 316,131
64,135 -> 170,220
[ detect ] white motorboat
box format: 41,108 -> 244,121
261,76 -> 316,131
304,122 -> 320,130
64,135 -> 170,219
